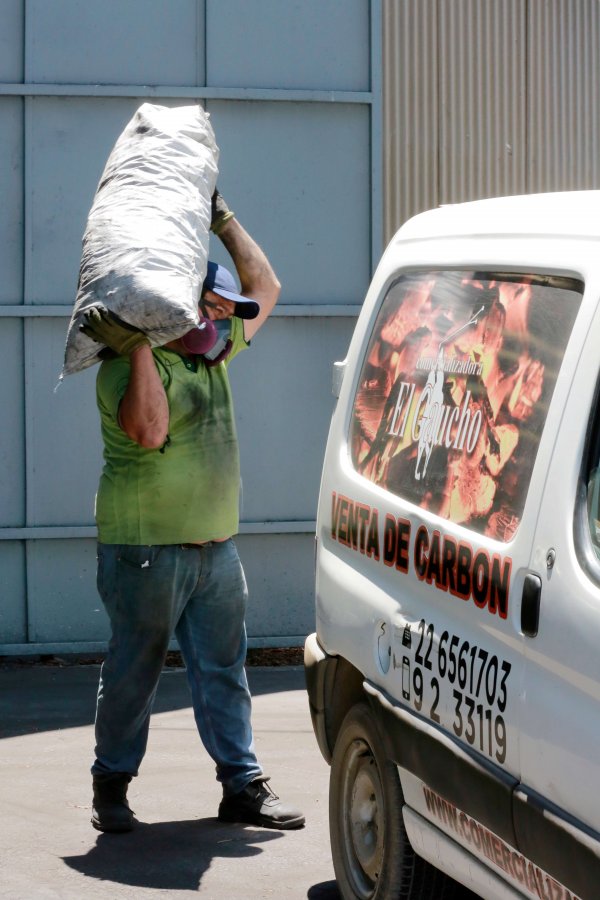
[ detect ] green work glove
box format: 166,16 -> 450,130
210,188 -> 235,235
80,306 -> 150,356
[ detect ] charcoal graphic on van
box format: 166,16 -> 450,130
414,305 -> 485,480
350,271 -> 583,542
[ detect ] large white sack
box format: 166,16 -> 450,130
62,103 -> 219,376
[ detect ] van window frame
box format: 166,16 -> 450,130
347,265 -> 585,544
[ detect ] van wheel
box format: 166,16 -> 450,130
329,702 -> 456,900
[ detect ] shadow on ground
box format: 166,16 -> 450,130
0,665 -> 306,739
62,818 -> 281,891
308,881 -> 341,898
306,878 -> 478,899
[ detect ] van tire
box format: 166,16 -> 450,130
329,702 -> 456,900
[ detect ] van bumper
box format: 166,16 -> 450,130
303,632 -> 337,764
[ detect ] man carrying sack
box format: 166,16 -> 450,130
82,191 -> 305,834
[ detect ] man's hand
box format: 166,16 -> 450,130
211,188 -> 235,235
80,306 -> 150,357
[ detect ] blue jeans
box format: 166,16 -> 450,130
92,540 -> 263,794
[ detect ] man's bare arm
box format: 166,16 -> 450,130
118,345 -> 169,449
217,217 -> 281,341
80,307 -> 170,449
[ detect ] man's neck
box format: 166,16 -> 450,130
163,339 -> 194,359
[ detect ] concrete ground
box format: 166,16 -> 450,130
0,664 -> 338,900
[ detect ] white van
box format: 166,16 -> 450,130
305,191 -> 600,900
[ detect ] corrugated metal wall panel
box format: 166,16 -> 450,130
383,0 -> 600,243
383,0 -> 438,238
438,0 -> 526,205
0,98 -> 24,303
528,0 -> 600,192
383,0 -> 527,240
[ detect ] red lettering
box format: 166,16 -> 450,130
396,518 -> 411,573
358,505 -> 371,552
331,493 -> 375,557
366,510 -> 380,560
346,501 -> 359,550
421,786 -> 575,900
425,531 -> 442,586
500,842 -> 515,877
331,492 -> 339,540
532,866 -> 548,899
459,812 -> 470,840
479,827 -> 494,861
472,550 -> 490,609
470,820 -> 482,850
335,503 -> 513,621
488,835 -> 502,867
441,536 -> 457,592
414,526 -> 429,579
512,851 -> 526,884
337,497 -> 350,545
383,515 -> 411,572
456,543 -> 472,598
422,787 -> 436,813
490,554 -> 511,618
383,514 -> 397,568
527,862 -> 539,893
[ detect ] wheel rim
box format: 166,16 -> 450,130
340,737 -> 385,898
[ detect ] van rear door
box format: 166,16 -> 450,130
324,265 -> 584,857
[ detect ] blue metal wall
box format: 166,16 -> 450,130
0,0 -> 382,653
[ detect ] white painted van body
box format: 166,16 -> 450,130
305,191 -> 600,900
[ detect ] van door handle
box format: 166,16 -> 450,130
521,574 -> 542,637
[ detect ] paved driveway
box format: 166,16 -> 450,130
0,664 -> 338,899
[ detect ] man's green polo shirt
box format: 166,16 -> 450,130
95,317 -> 247,545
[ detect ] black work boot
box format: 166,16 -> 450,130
218,776 -> 305,830
91,773 -> 136,833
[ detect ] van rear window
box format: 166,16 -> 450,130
350,270 -> 583,542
